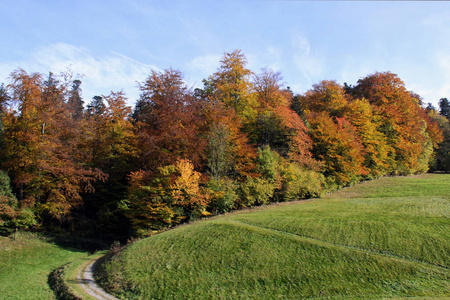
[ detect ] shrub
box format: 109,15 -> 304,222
281,164 -> 324,201
95,241 -> 132,296
257,145 -> 283,184
207,178 -> 238,214
0,170 -> 36,237
237,177 -> 275,207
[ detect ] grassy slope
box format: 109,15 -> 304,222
117,174 -> 450,299
0,232 -> 89,300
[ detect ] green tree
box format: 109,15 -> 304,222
439,97 -> 450,120
0,170 -> 36,238
204,102 -> 257,179
428,109 -> 450,172
206,122 -> 232,180
67,79 -> 84,120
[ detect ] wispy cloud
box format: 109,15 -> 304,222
186,54 -> 222,87
0,43 -> 160,106
291,31 -> 324,87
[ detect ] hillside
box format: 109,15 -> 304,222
104,174 -> 450,299
0,233 -> 90,299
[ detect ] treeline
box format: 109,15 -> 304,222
0,50 -> 449,240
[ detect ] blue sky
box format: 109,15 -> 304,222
1,0 -> 449,108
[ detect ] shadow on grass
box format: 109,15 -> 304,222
48,264 -> 82,300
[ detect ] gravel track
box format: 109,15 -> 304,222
76,257 -> 119,300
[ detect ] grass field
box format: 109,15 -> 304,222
0,232 -> 90,300
113,174 -> 450,299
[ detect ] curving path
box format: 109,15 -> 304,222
76,257 -> 119,300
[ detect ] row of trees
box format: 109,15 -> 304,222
0,50 -> 448,239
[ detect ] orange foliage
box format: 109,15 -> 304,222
204,101 -> 258,178
251,68 -> 319,170
352,72 -> 435,174
136,69 -> 207,172
307,111 -> 367,186
2,69 -> 106,220
304,80 -> 349,117
344,98 -> 391,178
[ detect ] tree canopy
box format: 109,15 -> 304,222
0,51 -> 444,240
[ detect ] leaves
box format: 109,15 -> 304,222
0,52 -> 445,237
350,72 -> 439,174
135,69 -> 207,172
307,111 -> 367,187
2,70 -> 106,220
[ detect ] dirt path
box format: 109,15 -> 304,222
76,257 -> 119,300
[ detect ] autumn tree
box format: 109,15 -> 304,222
250,69 -> 291,151
87,91 -> 138,172
344,98 -> 391,178
134,69 -> 207,172
307,111 -> 366,187
124,170 -> 175,234
77,91 -> 139,238
2,69 -> 105,221
125,159 -> 210,236
0,83 -> 9,152
204,50 -> 257,122
303,80 -> 349,118
251,69 -> 317,169
350,72 -> 440,174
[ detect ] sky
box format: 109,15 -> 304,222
1,0 -> 450,108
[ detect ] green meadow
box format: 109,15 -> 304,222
111,174 -> 450,299
0,232 -> 90,300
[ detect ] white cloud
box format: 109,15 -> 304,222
0,43 -> 161,106
187,54 -> 221,78
291,31 -> 324,85
246,46 -> 286,76
184,53 -> 225,89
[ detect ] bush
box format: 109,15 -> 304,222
95,241 -> 132,296
257,145 -> 283,184
281,164 -> 324,201
0,170 -> 36,237
207,178 -> 238,214
237,177 -> 275,207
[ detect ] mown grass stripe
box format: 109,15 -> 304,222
228,219 -> 450,273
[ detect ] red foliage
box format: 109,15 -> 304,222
136,69 -> 207,172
